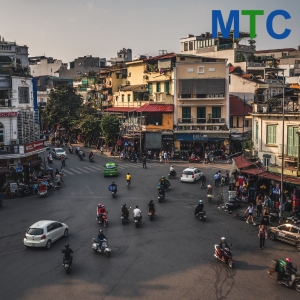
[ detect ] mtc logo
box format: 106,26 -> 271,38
212,10 -> 291,39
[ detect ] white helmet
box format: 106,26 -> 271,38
221,237 -> 226,241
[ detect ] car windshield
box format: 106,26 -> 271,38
183,171 -> 194,175
27,228 -> 44,235
56,149 -> 64,153
106,165 -> 116,169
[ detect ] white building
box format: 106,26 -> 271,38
29,56 -> 67,77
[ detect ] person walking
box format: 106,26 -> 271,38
159,152 -> 163,164
245,203 -> 256,225
142,155 -> 147,169
256,194 -> 263,218
258,225 -> 267,250
163,151 -> 168,164
260,209 -> 270,229
214,172 -> 220,187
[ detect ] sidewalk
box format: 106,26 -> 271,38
71,143 -> 231,164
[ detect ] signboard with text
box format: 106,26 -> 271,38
24,140 -> 44,153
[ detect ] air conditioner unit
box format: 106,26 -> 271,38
11,139 -> 19,145
186,126 -> 191,130
200,126 -> 206,130
213,126 -> 219,130
219,118 -> 225,123
143,75 -> 148,79
9,163 -> 17,172
126,81 -> 130,85
179,126 -> 184,130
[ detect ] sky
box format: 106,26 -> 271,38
1,0 -> 299,64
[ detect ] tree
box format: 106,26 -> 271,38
43,85 -> 83,131
100,115 -> 120,143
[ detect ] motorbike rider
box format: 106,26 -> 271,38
97,204 -> 107,222
121,204 -> 129,219
225,170 -> 229,185
169,165 -> 176,177
148,200 -> 156,215
100,146 -> 104,154
89,151 -> 94,160
61,154 -> 66,166
126,173 -> 131,185
191,152 -> 196,159
96,230 -> 107,249
108,181 -> 117,193
219,237 -> 230,261
55,168 -> 59,176
61,244 -> 73,266
159,176 -> 166,189
133,205 -> 142,221
158,185 -> 165,198
194,200 -> 204,216
284,258 -> 297,283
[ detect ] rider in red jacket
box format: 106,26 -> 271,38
97,204 -> 107,222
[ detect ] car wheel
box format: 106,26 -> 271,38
63,229 -> 68,237
45,240 -> 52,249
296,242 -> 300,251
268,232 -> 276,241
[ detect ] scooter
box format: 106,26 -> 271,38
69,147 -> 73,154
195,210 -> 206,221
200,176 -> 206,189
78,152 -> 85,160
158,190 -> 165,203
127,180 -> 131,189
168,170 -> 177,179
111,190 -> 117,198
96,212 -> 108,228
134,214 -> 142,228
92,238 -> 111,258
225,197 -> 242,210
47,155 -> 53,163
148,210 -> 155,221
89,156 -> 94,162
214,244 -> 233,268
189,156 -> 201,163
121,207 -> 130,225
61,252 -> 72,274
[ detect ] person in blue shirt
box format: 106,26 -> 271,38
214,172 -> 220,186
108,181 -> 117,192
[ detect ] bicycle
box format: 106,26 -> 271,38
127,180 -> 131,189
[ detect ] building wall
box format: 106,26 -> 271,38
30,59 -> 64,77
144,113 -> 173,131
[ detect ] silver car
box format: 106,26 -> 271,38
51,148 -> 67,159
24,220 -> 69,249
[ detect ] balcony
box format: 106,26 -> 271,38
278,144 -> 298,161
0,144 -> 19,155
176,124 -> 229,131
178,93 -> 224,100
247,62 -> 267,68
0,99 -> 12,107
178,118 -> 226,124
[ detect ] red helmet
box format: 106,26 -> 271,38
286,258 -> 292,263
98,204 -> 103,208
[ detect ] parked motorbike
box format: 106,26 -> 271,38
214,244 -> 233,268
285,210 -> 300,224
92,238 -> 111,258
96,212 -> 108,228
134,214 -> 142,228
158,190 -> 165,203
168,170 -> 177,179
195,210 -> 206,221
269,211 -> 279,223
225,197 -> 242,210
89,156 -> 94,162
17,185 -> 32,197
189,156 -> 202,163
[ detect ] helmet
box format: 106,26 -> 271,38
171,165 -> 174,167
65,244 -> 69,248
221,237 -> 226,241
199,200 -> 203,203
162,176 -> 164,178
98,204 -> 102,208
112,181 -> 115,184
136,205 -> 139,208
123,204 -> 126,207
99,230 -> 103,233
102,205 -> 105,208
286,258 -> 292,263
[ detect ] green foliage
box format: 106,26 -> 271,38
43,85 -> 83,130
100,115 -> 120,143
244,131 -> 253,150
236,53 -> 245,62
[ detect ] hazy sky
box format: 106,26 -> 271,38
1,0 -> 299,63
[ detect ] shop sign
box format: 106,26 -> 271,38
24,140 -> 44,153
0,112 -> 18,117
117,140 -> 122,146
162,135 -> 174,142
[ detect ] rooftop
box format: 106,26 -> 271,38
255,48 -> 296,54
229,95 -> 252,116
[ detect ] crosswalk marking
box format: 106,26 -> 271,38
84,166 -> 97,172
89,165 -> 102,171
69,168 -> 82,174
63,169 -> 75,175
78,168 -> 89,173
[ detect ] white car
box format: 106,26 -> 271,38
51,148 -> 67,159
24,220 -> 68,249
181,167 -> 202,183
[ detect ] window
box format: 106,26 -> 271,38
263,157 -> 270,167
229,117 -> 233,128
18,87 -> 30,103
148,83 -> 153,94
121,94 -> 124,102
197,66 -> 205,74
291,227 -> 299,234
212,107 -> 221,119
164,82 -> 169,94
156,82 -> 161,92
145,114 -> 162,125
287,127 -> 298,157
184,42 -> 188,51
266,125 -> 277,144
255,122 -> 258,140
236,117 -> 239,128
0,123 -> 4,143
189,41 -> 193,51
182,107 -> 191,123
245,120 -> 249,127
278,225 -> 291,232
127,94 -> 131,102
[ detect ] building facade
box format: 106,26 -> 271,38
29,56 -> 67,77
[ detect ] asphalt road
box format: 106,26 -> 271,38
0,150 -> 299,300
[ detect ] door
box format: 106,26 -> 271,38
287,127 -> 298,157
54,222 -> 64,239
46,223 -> 56,240
197,107 -> 206,123
276,225 -> 290,242
212,107 -> 221,123
182,107 -> 191,123
289,226 -> 300,245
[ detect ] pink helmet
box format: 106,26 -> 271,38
286,258 -> 292,263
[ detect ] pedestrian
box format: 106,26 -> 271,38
245,203 -> 256,225
256,194 -> 263,218
120,151 -> 124,162
258,225 -> 267,250
260,209 -> 270,228
159,152 -> 163,164
163,151 -> 168,164
142,155 -> 147,169
207,185 -> 213,202
214,172 -> 220,187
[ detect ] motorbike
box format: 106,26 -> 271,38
62,159 -> 66,166
47,155 -> 53,163
214,244 -> 233,268
225,197 -> 242,210
189,156 -> 201,163
121,207 -> 130,225
31,183 -> 39,195
269,211 -> 279,223
285,210 -> 300,224
127,180 -> 131,189
97,212 -> 108,228
92,238 -> 111,258
134,214 -> 142,228
158,190 -> 165,203
195,210 -> 206,221
168,170 -> 177,179
200,175 -> 206,189
17,185 -> 32,197
157,180 -> 171,192
148,210 -> 155,221
78,152 -> 85,160
61,252 -> 72,274
89,156 -> 94,162
75,148 -> 80,155
69,147 -> 73,154
277,270 -> 300,292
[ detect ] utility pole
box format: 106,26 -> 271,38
280,77 -> 285,222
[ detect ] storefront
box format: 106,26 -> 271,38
161,133 -> 174,152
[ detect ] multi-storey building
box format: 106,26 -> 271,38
29,56 -> 67,77
0,37 -> 44,184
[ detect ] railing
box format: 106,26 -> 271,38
247,62 -> 267,67
0,145 -> 19,155
178,118 -> 226,124
217,43 -> 233,51
0,99 -> 12,107
176,125 -> 229,131
279,144 -> 298,157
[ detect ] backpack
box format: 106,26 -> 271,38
276,260 -> 286,273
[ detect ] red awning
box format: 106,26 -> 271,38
136,104 -> 174,113
233,156 -> 255,169
103,107 -> 137,112
258,172 -> 300,185
241,167 -> 267,176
